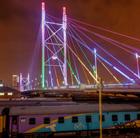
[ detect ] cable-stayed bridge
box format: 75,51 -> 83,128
17,2 -> 140,93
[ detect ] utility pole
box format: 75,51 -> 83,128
98,77 -> 103,138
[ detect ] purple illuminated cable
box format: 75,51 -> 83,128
72,54 -> 81,84
90,30 -> 135,54
98,58 -> 120,83
68,28 -> 91,84
45,13 -> 135,83
47,14 -> 62,23
46,26 -> 55,88
68,26 -> 92,68
67,31 -> 81,84
101,38 -> 133,55
74,26 -> 139,79
113,66 -> 135,83
46,26 -> 51,87
69,17 -> 140,42
77,26 -> 133,55
46,18 -> 64,76
46,42 -> 50,87
49,15 -> 137,83
97,54 -> 135,83
69,27 -> 120,84
67,28 -> 98,82
68,27 -> 97,84
48,15 -> 139,53
47,14 -> 136,83
67,47 -> 73,85
68,25 -> 94,70
46,16 -> 80,85
97,54 -> 113,67
70,21 -> 140,52
69,25 -> 124,84
67,45 -> 99,83
71,53 -> 81,84
28,25 -> 41,78
45,24 -> 63,44
68,28 -> 136,82
47,26 -> 60,86
47,17 -> 80,84
71,23 -> 140,52
70,24 -> 139,79
48,22 -> 64,79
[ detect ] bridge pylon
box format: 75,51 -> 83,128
19,73 -> 30,91
41,2 -> 68,89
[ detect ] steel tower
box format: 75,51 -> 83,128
63,7 -> 68,86
41,2 -> 68,89
41,2 -> 45,89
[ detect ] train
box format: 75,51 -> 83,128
0,102 -> 140,138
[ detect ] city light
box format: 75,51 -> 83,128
0,93 -> 4,96
0,84 -> 3,87
52,56 -> 58,60
7,92 -> 13,96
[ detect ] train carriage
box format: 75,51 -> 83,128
0,107 -> 7,138
0,115 -> 3,135
7,103 -> 140,136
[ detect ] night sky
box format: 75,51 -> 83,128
0,0 -> 140,85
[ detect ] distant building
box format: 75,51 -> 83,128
12,75 -> 19,90
0,80 -> 3,87
0,86 -> 20,99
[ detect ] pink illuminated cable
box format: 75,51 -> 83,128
67,29 -> 81,83
69,17 -> 140,42
46,22 -> 63,86
47,17 -> 81,85
48,15 -> 140,49
68,33 -> 90,84
69,23 -> 137,82
68,25 -> 95,70
68,45 -> 99,83
71,22 -> 140,53
68,27 -> 92,84
46,18 -> 67,86
67,37 -> 73,84
98,58 -> 120,83
47,21 -> 64,76
68,49 -> 74,85
47,16 -> 80,85
69,25 -> 121,84
69,23 -> 139,80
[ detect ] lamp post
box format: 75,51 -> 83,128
98,77 -> 103,138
